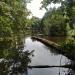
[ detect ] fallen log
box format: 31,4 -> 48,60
28,65 -> 71,68
31,36 -> 60,50
31,36 -> 75,61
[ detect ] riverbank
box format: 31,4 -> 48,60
32,36 -> 60,50
32,36 -> 75,70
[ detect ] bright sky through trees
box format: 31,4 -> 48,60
27,0 -> 46,18
27,0 -> 61,18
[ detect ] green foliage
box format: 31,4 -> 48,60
0,38 -> 33,74
42,7 -> 67,36
0,0 -> 31,38
41,0 -> 75,37
41,0 -> 62,9
41,0 -> 75,60
26,16 -> 43,34
59,39 -> 75,61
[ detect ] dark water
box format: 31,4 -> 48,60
23,37 -> 75,75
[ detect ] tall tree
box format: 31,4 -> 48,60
42,7 -> 67,36
41,0 -> 74,29
0,0 -> 30,37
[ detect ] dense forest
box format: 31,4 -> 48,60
41,0 -> 75,62
30,0 -> 75,61
41,0 -> 75,37
0,0 -> 31,37
0,0 -> 75,39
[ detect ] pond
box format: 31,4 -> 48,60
23,36 -> 75,75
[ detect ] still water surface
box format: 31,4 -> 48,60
23,37 -> 75,75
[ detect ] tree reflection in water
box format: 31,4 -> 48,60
67,69 -> 75,75
0,37 -> 75,75
0,38 -> 33,75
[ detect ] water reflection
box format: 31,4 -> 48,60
24,37 -> 75,75
28,68 -> 75,75
24,37 -> 71,66
0,36 -> 75,75
0,37 -> 33,75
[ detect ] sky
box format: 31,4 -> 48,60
27,0 -> 61,18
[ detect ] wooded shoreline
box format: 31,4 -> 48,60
31,36 -> 75,67
31,36 -> 60,49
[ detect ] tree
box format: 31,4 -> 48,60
41,7 -> 67,36
0,0 -> 31,38
41,0 -> 75,37
41,0 -> 74,29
